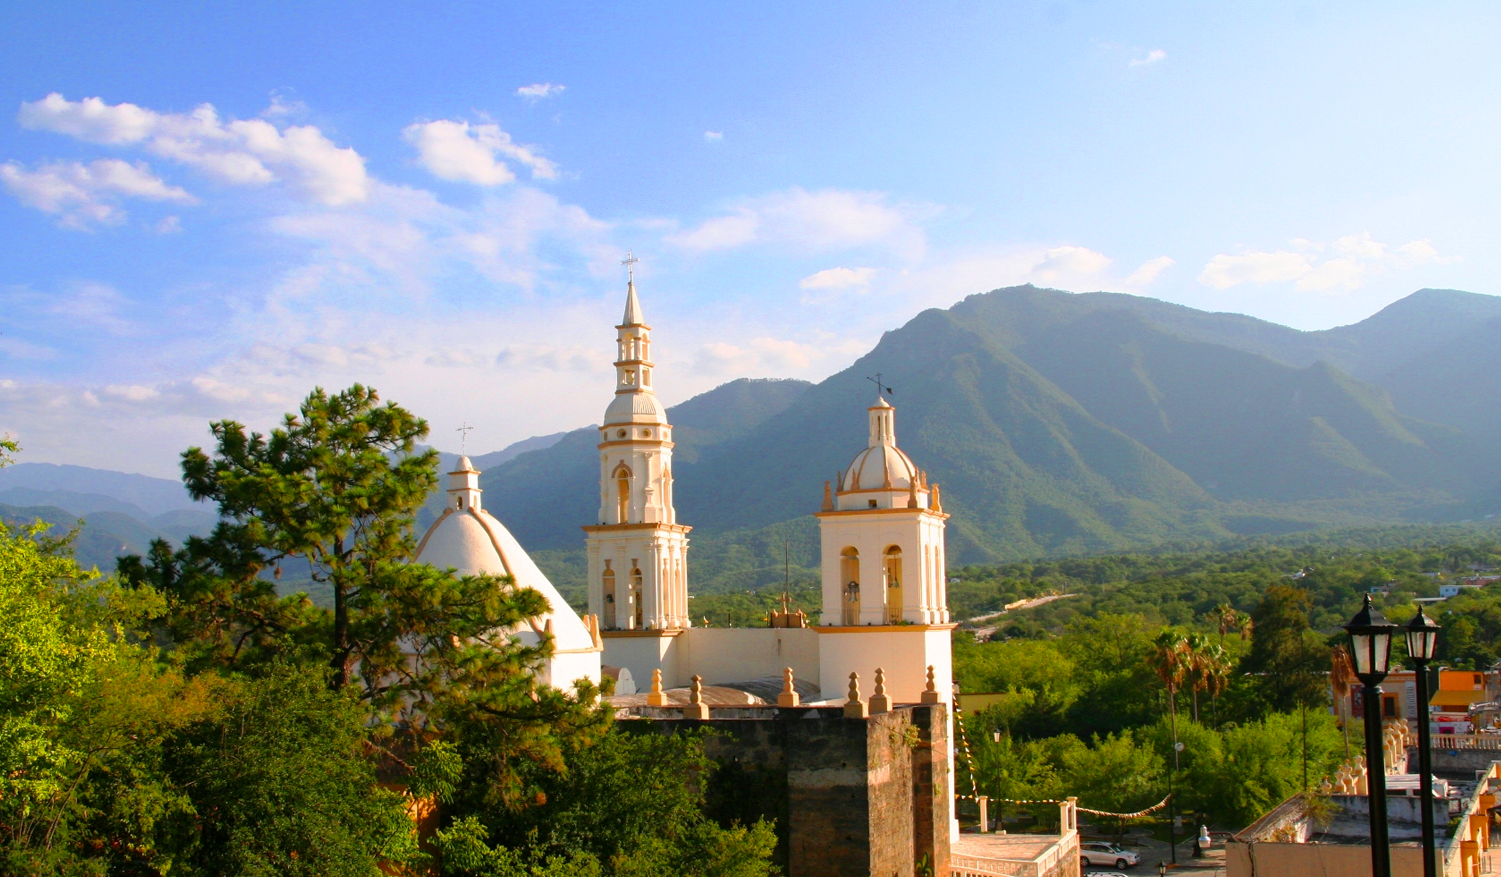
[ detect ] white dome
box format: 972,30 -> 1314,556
843,443 -> 920,491
603,390 -> 664,425
416,506 -> 601,673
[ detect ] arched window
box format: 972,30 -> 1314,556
884,546 -> 903,624
630,565 -> 644,629
614,464 -> 632,524
602,562 -> 617,630
840,547 -> 861,625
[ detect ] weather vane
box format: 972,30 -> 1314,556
621,250 -> 640,283
456,422 -> 474,454
866,373 -> 894,396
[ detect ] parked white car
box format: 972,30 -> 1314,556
1079,842 -> 1139,869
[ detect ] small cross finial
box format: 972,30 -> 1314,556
866,373 -> 894,397
456,422 -> 474,454
621,250 -> 640,283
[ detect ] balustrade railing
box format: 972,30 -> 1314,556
1432,733 -> 1501,750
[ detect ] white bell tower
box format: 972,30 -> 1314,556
584,259 -> 691,633
815,394 -> 953,709
817,394 -> 949,628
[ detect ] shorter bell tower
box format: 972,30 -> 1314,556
817,395 -> 949,628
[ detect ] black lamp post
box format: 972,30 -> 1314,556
1345,594 -> 1397,877
1405,606 -> 1442,877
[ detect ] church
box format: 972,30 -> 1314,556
579,272 -> 954,708
413,271 -> 959,843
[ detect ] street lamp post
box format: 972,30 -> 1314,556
1405,606 -> 1442,877
1345,594 -> 1398,877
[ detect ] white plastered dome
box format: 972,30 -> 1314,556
415,457 -> 601,688
843,443 -> 920,491
603,390 -> 665,425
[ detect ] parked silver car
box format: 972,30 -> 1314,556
1079,841 -> 1139,869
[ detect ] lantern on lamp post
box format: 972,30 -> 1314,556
1345,594 -> 1397,877
1405,606 -> 1441,877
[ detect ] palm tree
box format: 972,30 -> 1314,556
1148,630 -> 1189,860
1212,603 -> 1254,643
1215,603 -> 1238,644
1183,632 -> 1213,723
1148,631 -> 1188,726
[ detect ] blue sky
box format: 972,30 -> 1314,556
2,2 -> 1498,476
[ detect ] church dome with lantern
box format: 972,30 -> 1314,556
832,395 -> 933,512
415,456 -> 602,688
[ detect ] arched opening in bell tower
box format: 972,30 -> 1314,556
884,545 -> 903,624
840,547 -> 861,625
614,464 -> 632,523
629,564 -> 644,629
602,561 -> 617,629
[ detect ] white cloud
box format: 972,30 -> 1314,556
694,337 -> 820,375
1198,233 -> 1450,293
668,187 -> 928,259
516,83 -> 566,101
261,93 -> 308,119
402,119 -> 558,186
704,131 -> 724,142
1130,49 -> 1167,67
155,215 -> 182,234
18,93 -> 369,205
1031,245 -> 1113,282
264,181 -> 610,300
1,158 -> 193,228
1125,255 -> 1176,286
1199,250 -> 1310,289
800,267 -> 877,290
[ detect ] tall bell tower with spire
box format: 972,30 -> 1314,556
584,255 -> 691,635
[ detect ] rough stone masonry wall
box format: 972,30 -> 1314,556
623,704 -> 951,877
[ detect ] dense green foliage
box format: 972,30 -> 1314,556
0,389 -> 777,877
953,531 -> 1501,831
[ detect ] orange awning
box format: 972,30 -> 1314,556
1431,689 -> 1487,708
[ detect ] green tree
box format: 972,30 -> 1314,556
0,515 -> 221,874
1061,732 -> 1165,838
1190,712 -> 1342,826
121,385 -> 573,719
1239,585 -> 1329,713
436,727 -> 779,877
1058,613 -> 1160,738
159,667 -> 419,877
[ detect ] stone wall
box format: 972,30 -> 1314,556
623,703 -> 951,877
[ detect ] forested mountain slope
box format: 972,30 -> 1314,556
476,285 -> 1501,573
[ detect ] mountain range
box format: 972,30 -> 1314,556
477,286 -> 1501,592
8,285 -> 1501,596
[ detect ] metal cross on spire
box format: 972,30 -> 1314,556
456,422 -> 474,454
866,373 -> 895,396
621,251 -> 640,283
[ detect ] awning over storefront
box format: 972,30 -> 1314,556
1431,689 -> 1487,708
